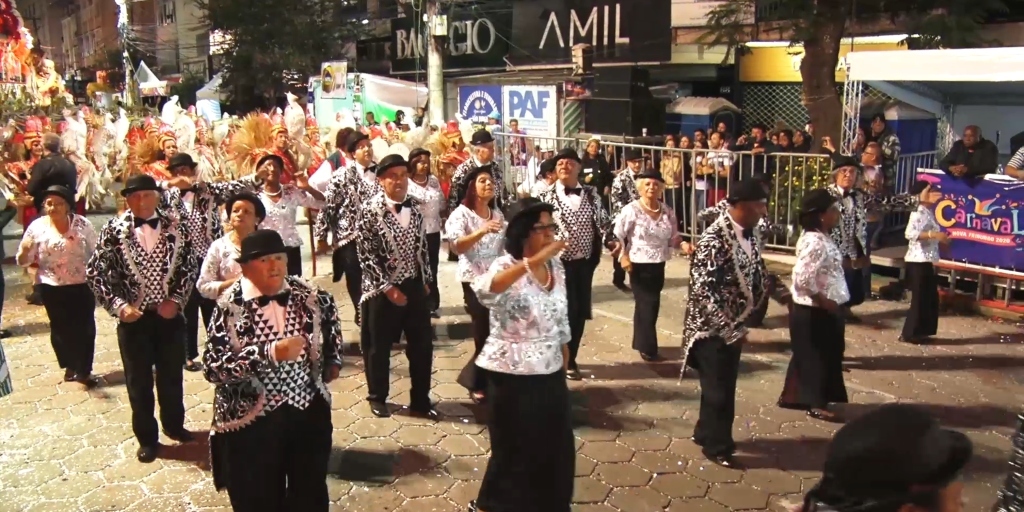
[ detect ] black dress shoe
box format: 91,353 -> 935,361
74,374 -> 99,388
807,410 -> 842,423
844,311 -> 862,324
565,367 -> 582,381
163,429 -> 195,443
639,352 -> 665,362
430,310 -> 441,319
408,406 -> 441,421
137,445 -> 159,463
369,401 -> 391,418
0,329 -> 11,339
707,453 -> 744,469
63,369 -> 76,382
613,282 -> 631,292
689,436 -> 704,447
184,360 -> 202,372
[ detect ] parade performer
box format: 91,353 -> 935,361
255,151 -> 324,276
196,192 -> 265,300
536,148 -> 617,381
60,108 -> 98,213
187,106 -> 222,181
432,121 -> 470,196
406,148 -> 445,316
305,112 -> 327,176
309,127 -> 354,195
87,174 -> 199,463
356,154 -> 437,420
16,185 -> 98,386
468,198 -> 573,512
130,123 -> 177,181
778,189 -> 848,423
609,149 -> 644,291
900,180 -> 946,344
446,164 -> 505,403
682,178 -> 791,469
614,168 -> 684,363
203,229 -> 342,511
4,116 -> 44,226
270,116 -> 299,184
448,130 -> 509,214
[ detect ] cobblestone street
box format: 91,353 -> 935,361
1,240 -> 1023,512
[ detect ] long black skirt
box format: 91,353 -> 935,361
778,304 -> 848,410
476,370 -> 575,512
901,261 -> 939,341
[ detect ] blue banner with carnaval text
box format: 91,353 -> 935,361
917,169 -> 1024,270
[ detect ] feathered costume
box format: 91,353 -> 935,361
61,108 -> 101,209
128,117 -> 174,180
3,116 -> 44,225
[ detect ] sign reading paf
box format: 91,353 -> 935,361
738,42 -> 905,83
502,85 -> 559,139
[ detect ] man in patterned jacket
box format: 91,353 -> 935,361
608,149 -> 644,291
537,148 -> 618,381
448,129 -> 509,215
356,154 -> 437,420
86,174 -> 199,463
203,229 -> 342,511
682,178 -> 791,470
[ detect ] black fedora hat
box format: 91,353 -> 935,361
408,148 -> 431,163
470,129 -> 494,146
120,174 -> 162,197
552,148 -> 581,165
167,153 -> 198,170
236,229 -> 289,263
346,131 -> 370,154
635,168 -> 664,183
831,154 -> 862,173
42,185 -> 75,208
225,191 -> 267,223
537,158 -> 556,179
727,177 -> 769,205
462,164 -> 495,188
375,154 -> 409,176
799,188 -> 838,218
506,197 -> 555,228
255,152 -> 284,170
624,148 -> 643,162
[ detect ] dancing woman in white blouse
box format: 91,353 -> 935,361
469,198 -> 573,512
614,169 -> 683,362
444,166 -> 505,403
16,185 -> 98,386
778,189 -> 849,423
197,192 -> 267,300
256,153 -> 324,276
901,180 -> 947,344
406,148 -> 445,315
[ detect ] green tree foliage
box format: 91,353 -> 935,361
700,0 -> 1012,152
196,0 -> 370,110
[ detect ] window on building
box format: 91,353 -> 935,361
160,0 -> 176,25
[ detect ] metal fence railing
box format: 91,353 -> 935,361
493,132 -> 936,251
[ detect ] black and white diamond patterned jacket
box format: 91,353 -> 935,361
202,276 -> 343,432
536,184 -> 615,262
86,210 -> 198,317
356,192 -> 432,304
826,185 -> 918,259
314,162 -> 380,247
609,169 -> 639,220
697,199 -> 784,252
161,177 -> 261,259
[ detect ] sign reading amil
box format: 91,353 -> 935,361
539,3 -> 630,50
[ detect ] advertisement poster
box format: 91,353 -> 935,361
391,11 -> 511,74
459,85 -> 503,127
320,61 -> 348,99
917,169 -> 1024,269
502,85 -> 558,139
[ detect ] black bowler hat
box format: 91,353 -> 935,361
635,168 -> 664,183
168,153 -> 198,170
908,179 -> 932,196
624,149 -> 643,162
462,164 -> 495,188
798,188 -> 837,219
831,154 -> 862,173
537,158 -> 556,179
470,130 -> 494,146
505,197 -> 554,229
236,229 -> 288,263
42,185 -> 75,208
375,154 -> 409,176
408,148 -> 431,163
120,174 -> 162,197
255,152 -> 284,170
552,148 -> 581,165
225,191 -> 267,223
818,404 -> 972,504
346,131 -> 369,154
727,177 -> 769,205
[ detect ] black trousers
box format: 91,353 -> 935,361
476,370 -> 575,512
39,283 -> 96,375
457,283 -> 490,393
779,304 -> 848,410
332,242 -> 362,313
285,245 -> 303,277
690,336 -> 742,457
843,267 -> 866,308
184,288 -> 215,361
612,257 -> 627,286
745,273 -> 777,327
563,258 -> 597,369
630,262 -> 665,356
360,277 -> 433,409
426,232 -> 441,311
902,262 -> 940,340
117,311 -> 186,446
217,396 -> 332,512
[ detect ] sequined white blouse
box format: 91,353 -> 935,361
17,215 -> 97,286
444,204 -> 506,283
790,231 -> 850,307
904,205 -> 941,263
406,175 -> 445,234
472,255 -> 571,375
613,201 -> 679,263
196,235 -> 243,300
259,187 -> 324,247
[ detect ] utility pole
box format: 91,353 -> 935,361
425,0 -> 445,126
115,0 -> 135,107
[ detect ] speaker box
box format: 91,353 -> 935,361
592,67 -> 652,100
585,99 -> 666,137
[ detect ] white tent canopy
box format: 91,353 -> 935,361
665,96 -> 741,115
196,73 -> 225,101
136,61 -> 168,97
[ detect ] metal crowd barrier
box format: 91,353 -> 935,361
493,131 -> 936,251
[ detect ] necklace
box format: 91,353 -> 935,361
475,207 -> 492,221
527,259 -> 553,289
411,175 -> 429,186
639,199 -> 661,214
264,187 -> 282,197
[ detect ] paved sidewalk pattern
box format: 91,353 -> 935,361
0,252 -> 1022,512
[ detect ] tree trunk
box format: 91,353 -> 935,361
800,15 -> 845,156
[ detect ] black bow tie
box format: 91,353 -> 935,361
393,199 -> 413,213
256,291 -> 290,307
134,217 -> 159,229
564,187 -> 583,196
742,227 -> 755,239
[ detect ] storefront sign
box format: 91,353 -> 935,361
390,12 -> 511,74
502,85 -> 558,138
918,169 -> 1024,269
738,43 -> 904,83
459,85 -> 503,125
508,0 -> 671,65
671,0 -> 754,28
320,61 -> 348,99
